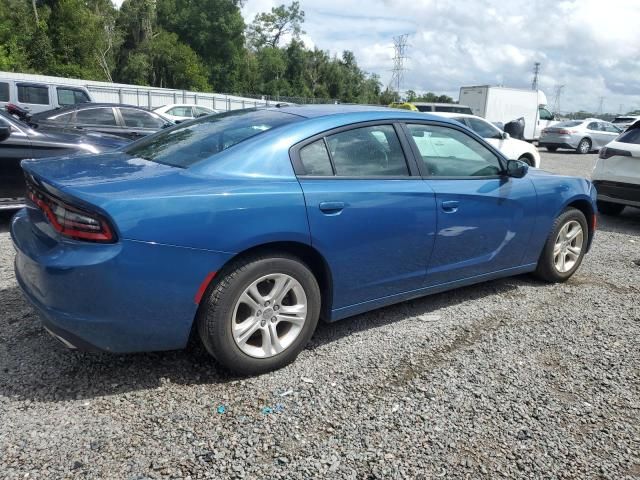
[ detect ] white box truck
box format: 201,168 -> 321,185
459,85 -> 557,141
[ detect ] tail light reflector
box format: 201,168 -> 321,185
599,147 -> 632,159
26,180 -> 115,243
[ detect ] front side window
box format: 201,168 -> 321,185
407,124 -> 502,177
325,125 -> 409,176
76,108 -> 117,126
17,84 -> 49,105
167,106 -> 194,117
539,108 -> 553,120
0,82 -> 9,102
124,109 -> 301,168
57,88 -> 90,106
120,108 -> 166,129
195,106 -> 213,116
602,123 -> 620,133
298,139 -> 333,176
464,117 -> 502,139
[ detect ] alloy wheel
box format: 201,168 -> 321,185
553,220 -> 584,273
231,273 -> 307,358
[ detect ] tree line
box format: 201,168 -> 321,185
0,0 -> 454,105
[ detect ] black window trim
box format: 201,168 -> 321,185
289,120 -> 421,179
399,120 -> 509,180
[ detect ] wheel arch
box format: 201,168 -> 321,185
197,241 -> 334,321
565,197 -> 596,251
518,152 -> 535,166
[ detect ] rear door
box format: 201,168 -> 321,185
118,107 -> 167,139
586,122 -> 607,149
403,122 -> 537,285
291,122 -> 437,311
73,107 -> 121,136
0,115 -> 32,201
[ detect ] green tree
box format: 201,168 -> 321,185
247,1 -> 304,49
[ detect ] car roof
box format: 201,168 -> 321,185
31,103 -> 148,117
273,104 -> 456,123
411,102 -> 470,107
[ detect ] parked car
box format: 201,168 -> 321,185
431,112 -> 541,167
592,119 -> 640,215
11,106 -> 597,375
389,102 -> 473,114
0,76 -> 92,114
539,119 -> 622,154
153,104 -> 219,122
29,103 -> 173,140
611,115 -> 640,131
0,110 -> 127,210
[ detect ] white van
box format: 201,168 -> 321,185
0,77 -> 93,114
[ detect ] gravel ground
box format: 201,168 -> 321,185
1,150 -> 639,479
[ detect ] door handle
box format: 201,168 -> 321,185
319,201 -> 345,214
441,200 -> 459,213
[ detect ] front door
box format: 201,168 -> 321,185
404,122 -> 537,286
292,123 -> 437,310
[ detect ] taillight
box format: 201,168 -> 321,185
599,147 -> 632,159
27,181 -> 115,243
557,129 -> 575,135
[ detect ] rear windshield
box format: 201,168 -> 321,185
124,109 -> 301,168
434,105 -> 474,114
616,126 -> 640,144
612,117 -> 636,124
554,121 -> 582,128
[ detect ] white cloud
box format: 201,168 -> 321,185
243,0 -> 640,112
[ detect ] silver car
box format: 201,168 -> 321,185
538,118 -> 622,154
611,115 -> 640,131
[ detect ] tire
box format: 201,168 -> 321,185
546,146 -> 557,152
518,155 -> 534,166
597,200 -> 625,216
576,138 -> 591,154
197,253 -> 321,375
534,208 -> 588,283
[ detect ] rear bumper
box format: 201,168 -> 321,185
11,208 -> 233,353
538,141 -> 578,150
593,180 -> 640,208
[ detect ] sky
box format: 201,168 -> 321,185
114,0 -> 640,113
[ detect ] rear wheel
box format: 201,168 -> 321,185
576,138 -> 591,154
534,208 -> 588,282
197,254 -> 321,375
546,146 -> 558,152
597,201 -> 625,216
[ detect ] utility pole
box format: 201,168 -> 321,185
531,62 -> 541,90
390,34 -> 409,100
552,84 -> 565,114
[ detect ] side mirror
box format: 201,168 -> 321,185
505,159 -> 528,178
0,125 -> 11,142
502,131 -> 510,140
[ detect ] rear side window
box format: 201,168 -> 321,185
0,82 -> 9,102
120,108 -> 165,129
616,127 -> 640,144
57,88 -> 90,106
76,107 -> 117,126
17,84 -> 49,104
124,109 -> 301,168
167,106 -> 193,117
326,125 -> 409,176
299,140 -> 333,175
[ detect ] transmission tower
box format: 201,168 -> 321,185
552,84 -> 565,114
531,62 -> 541,90
390,34 -> 409,99
597,96 -> 604,115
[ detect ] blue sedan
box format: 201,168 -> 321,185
11,105 -> 597,374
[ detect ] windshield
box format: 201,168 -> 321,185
123,109 -> 301,168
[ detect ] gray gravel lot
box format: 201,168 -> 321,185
1,150 -> 639,479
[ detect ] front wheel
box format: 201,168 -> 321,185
197,254 -> 321,375
597,201 -> 625,216
546,146 -> 558,152
534,208 -> 588,282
